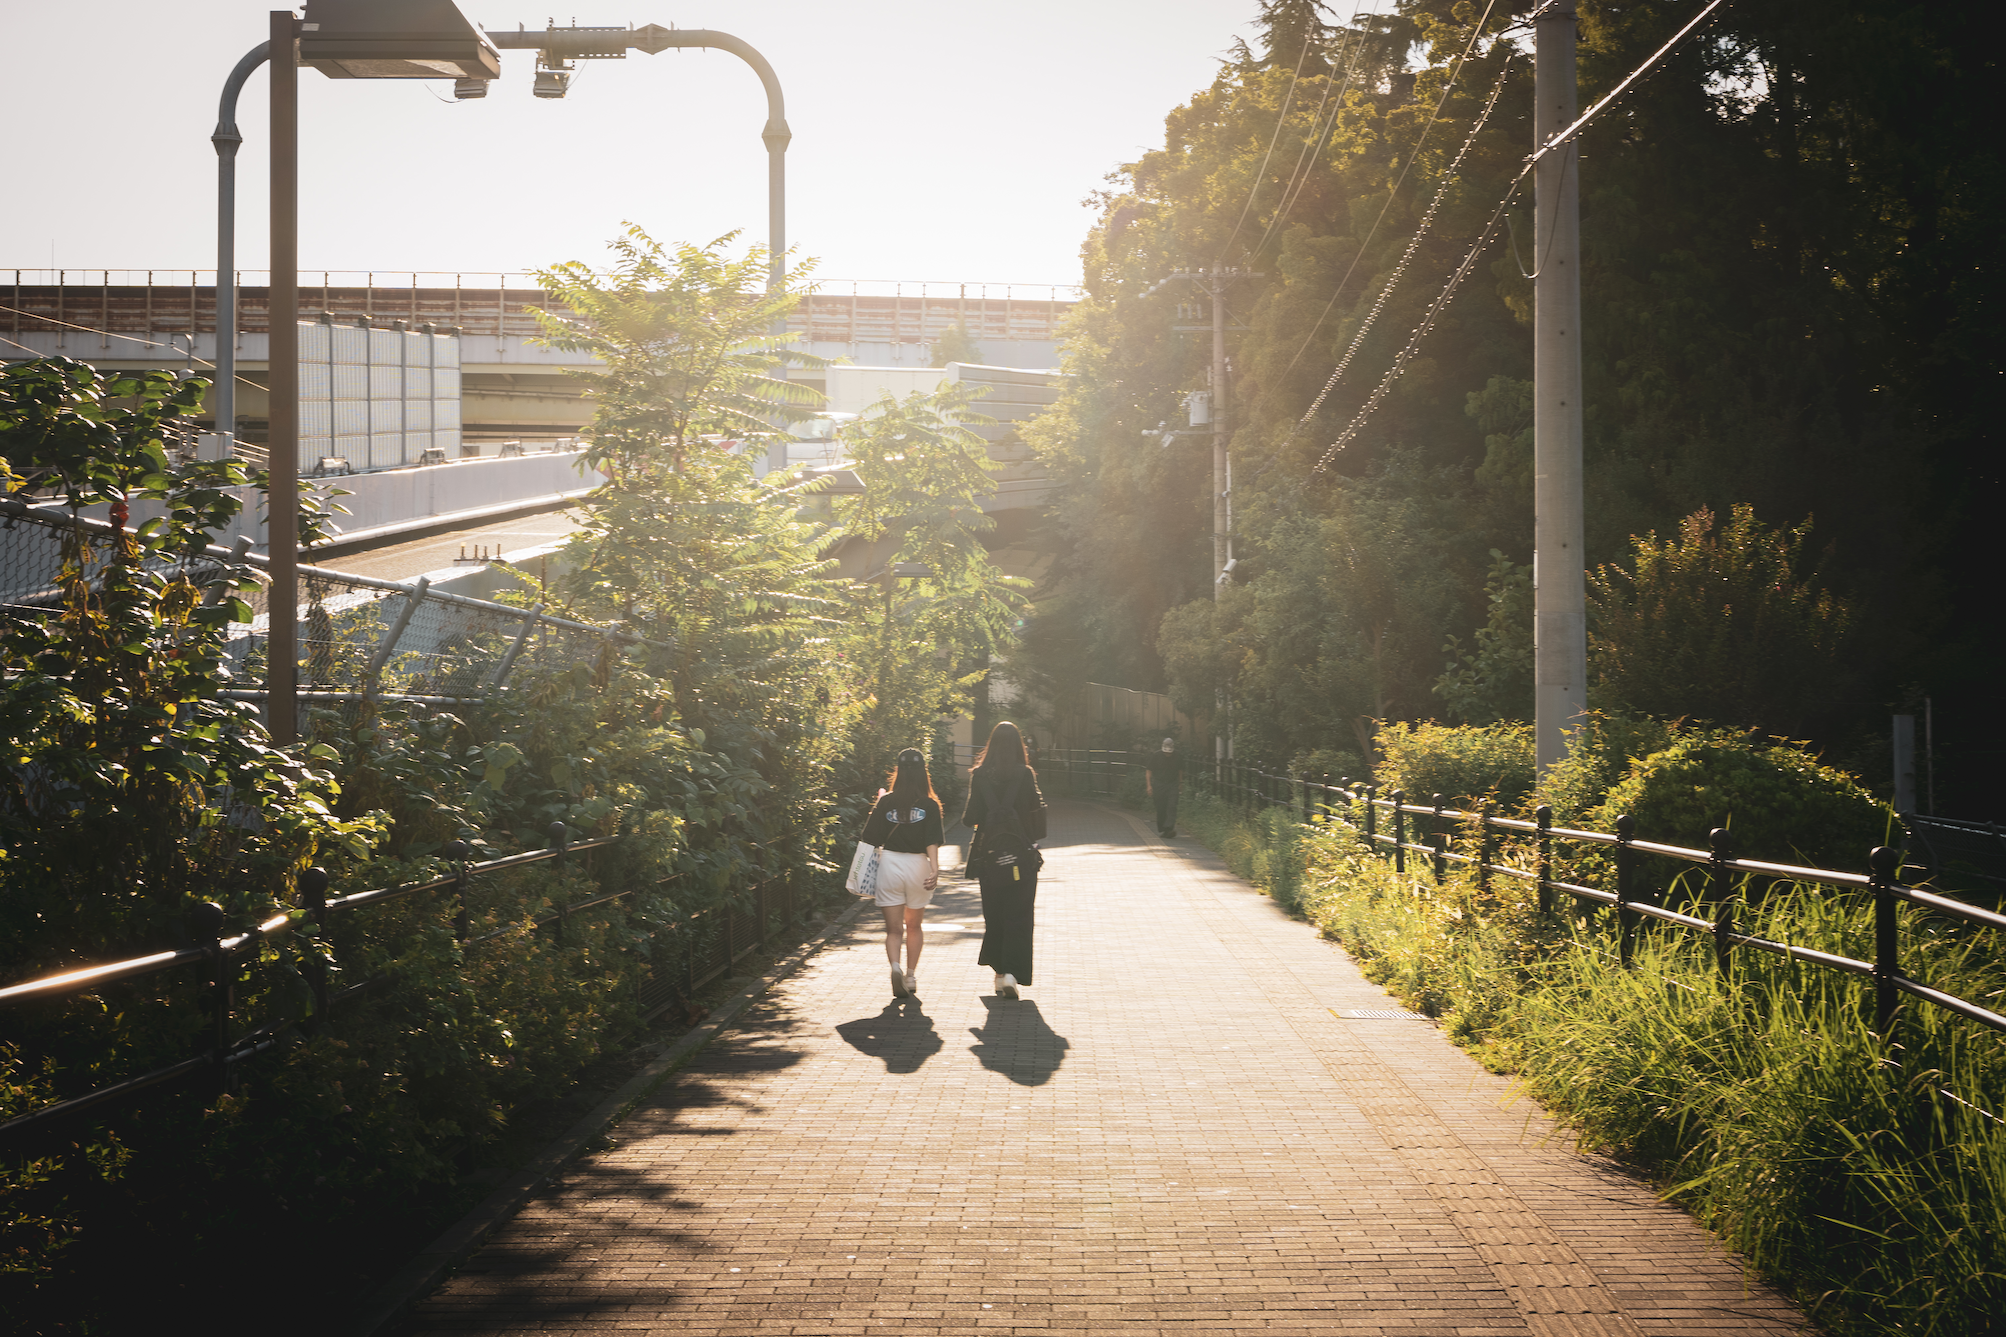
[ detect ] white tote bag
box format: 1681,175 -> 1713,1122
846,842 -> 882,897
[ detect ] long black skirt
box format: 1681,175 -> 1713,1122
975,865 -> 1038,984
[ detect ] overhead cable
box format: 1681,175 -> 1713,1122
1240,3 -> 1394,264
1273,0 -> 1504,387
1292,54 -> 1514,435
1307,0 -> 1735,470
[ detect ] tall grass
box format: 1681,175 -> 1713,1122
1193,801 -> 2006,1335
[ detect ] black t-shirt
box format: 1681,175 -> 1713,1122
1146,751 -> 1181,786
861,793 -> 945,853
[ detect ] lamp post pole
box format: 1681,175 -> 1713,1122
486,27 -> 790,293
211,41 -> 269,444
267,9 -> 300,744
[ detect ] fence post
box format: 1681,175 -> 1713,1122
1477,802 -> 1493,898
549,821 -> 570,947
1870,845 -> 1901,1036
190,901 -> 229,1099
300,866 -> 330,1021
1365,783 -> 1378,850
1615,814 -> 1637,967
1391,790 -> 1406,875
1431,794 -> 1447,884
1535,804 -> 1553,916
1709,828 -> 1734,974
444,839 -> 470,941
363,575 -> 429,700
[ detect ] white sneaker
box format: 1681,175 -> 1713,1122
997,973 -> 1020,1000
904,971 -> 919,996
891,964 -> 909,996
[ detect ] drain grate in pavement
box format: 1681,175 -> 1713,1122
1332,1007 -> 1432,1020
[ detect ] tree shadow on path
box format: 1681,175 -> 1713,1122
835,997 -> 943,1074
969,997 -> 1069,1086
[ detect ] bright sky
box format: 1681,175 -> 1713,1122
2,1 -> 1270,290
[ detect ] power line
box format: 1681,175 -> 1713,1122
1240,4 -> 1393,265
1275,0 -> 1505,390
1213,29 -> 1317,267
1293,54 -> 1514,434
1306,0 -> 1735,470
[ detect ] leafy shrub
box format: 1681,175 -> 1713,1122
1374,720 -> 1537,812
1590,732 -> 1892,871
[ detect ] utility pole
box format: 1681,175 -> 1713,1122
1150,266 -> 1256,765
1533,5 -> 1586,775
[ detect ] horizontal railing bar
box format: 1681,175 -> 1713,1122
1891,976 -> 2006,1033
0,1055 -> 210,1139
0,948 -> 202,1005
1896,885 -> 2006,931
327,877 -> 457,911
1628,901 -> 1714,932
1554,880 -> 1615,905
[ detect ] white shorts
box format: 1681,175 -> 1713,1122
873,849 -> 936,909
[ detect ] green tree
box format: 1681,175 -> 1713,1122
1434,549 -> 1532,726
835,383 -> 1029,769
1588,504 -> 1856,740
928,319 -> 983,367
531,228 -> 856,842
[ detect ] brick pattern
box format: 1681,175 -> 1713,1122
409,801 -> 1809,1336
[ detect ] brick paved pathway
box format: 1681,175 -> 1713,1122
410,801 -> 1809,1336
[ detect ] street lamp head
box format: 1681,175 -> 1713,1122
890,563 -> 933,579
299,0 -> 501,81
532,68 -> 571,98
452,77 -> 488,100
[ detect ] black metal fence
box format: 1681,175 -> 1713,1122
1189,761 -> 2006,1039
0,824 -> 823,1150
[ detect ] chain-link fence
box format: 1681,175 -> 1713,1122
0,498 -> 656,729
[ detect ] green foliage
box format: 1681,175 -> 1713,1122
1433,549 -> 1530,725
1589,504 -> 1858,739
927,319 -> 982,367
1374,719 -> 1535,812
531,225 -> 826,474
1589,731 -> 1892,872
834,382 -> 1029,775
1194,793 -> 2006,1333
1015,0 -> 1999,805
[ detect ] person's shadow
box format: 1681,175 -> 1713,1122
968,997 -> 1070,1086
835,998 -> 943,1074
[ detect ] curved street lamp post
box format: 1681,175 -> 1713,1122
211,5 -> 790,741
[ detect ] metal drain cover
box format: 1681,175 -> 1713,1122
1332,1008 -> 1431,1020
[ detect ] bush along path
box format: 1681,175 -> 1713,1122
1172,725 -> 2006,1337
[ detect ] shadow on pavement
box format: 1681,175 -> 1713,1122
968,997 -> 1070,1086
834,998 -> 943,1073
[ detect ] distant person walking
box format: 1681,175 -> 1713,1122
962,721 -> 1047,999
860,747 -> 944,998
1146,736 -> 1181,838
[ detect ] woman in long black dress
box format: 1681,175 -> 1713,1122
961,721 -> 1047,999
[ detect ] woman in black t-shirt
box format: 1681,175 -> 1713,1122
860,747 -> 945,998
961,721 -> 1047,999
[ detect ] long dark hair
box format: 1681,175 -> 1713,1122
887,747 -> 941,806
973,720 -> 1033,776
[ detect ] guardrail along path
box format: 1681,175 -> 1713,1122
409,800 -> 1808,1335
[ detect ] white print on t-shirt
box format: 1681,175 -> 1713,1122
886,805 -> 931,825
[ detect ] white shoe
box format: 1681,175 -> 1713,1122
904,971 -> 919,996
997,973 -> 1020,1000
891,964 -> 909,996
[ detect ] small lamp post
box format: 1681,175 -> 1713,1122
884,562 -> 933,620
243,2 -> 499,742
